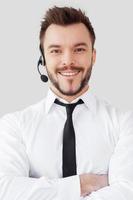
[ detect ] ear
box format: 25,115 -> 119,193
39,44 -> 46,66
92,48 -> 96,65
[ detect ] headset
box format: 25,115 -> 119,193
37,45 -> 48,82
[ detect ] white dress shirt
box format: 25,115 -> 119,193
0,88 -> 133,200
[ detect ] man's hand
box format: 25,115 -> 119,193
80,173 -> 108,197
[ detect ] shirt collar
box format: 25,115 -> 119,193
45,88 -> 96,114
80,88 -> 96,114
45,89 -> 57,114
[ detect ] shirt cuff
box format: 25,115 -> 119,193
57,175 -> 81,199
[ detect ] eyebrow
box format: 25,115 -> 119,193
47,45 -> 61,50
74,42 -> 88,47
47,42 -> 88,50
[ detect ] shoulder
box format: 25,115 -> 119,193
0,98 -> 47,129
93,93 -> 133,134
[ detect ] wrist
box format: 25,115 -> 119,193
79,174 -> 91,197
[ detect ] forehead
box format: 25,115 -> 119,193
43,23 -> 92,47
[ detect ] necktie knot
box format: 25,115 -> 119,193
54,98 -> 84,116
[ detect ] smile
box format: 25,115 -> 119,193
58,70 -> 80,77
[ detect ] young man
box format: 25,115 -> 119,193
0,6 -> 133,200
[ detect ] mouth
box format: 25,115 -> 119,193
58,70 -> 80,77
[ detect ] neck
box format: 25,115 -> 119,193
50,85 -> 89,103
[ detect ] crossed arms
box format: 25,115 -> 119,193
0,112 -> 133,200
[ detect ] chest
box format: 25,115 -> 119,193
24,112 -> 118,178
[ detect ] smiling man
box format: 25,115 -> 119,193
43,23 -> 95,100
0,6 -> 133,200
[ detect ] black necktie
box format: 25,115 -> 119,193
54,98 -> 84,177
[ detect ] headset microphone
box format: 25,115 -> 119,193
37,56 -> 48,82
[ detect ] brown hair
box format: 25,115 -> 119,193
39,6 -> 96,56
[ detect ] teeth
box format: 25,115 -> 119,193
60,71 -> 79,76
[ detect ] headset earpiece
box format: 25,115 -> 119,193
37,49 -> 48,83
39,44 -> 46,66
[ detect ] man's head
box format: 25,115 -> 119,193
40,6 -> 96,57
39,6 -> 96,101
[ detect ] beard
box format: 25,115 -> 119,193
46,63 -> 93,96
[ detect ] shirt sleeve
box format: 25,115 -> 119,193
83,111 -> 133,200
0,113 -> 81,200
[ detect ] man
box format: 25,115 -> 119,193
0,6 -> 133,200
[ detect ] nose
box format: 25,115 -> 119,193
61,51 -> 75,66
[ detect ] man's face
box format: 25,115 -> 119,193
43,23 -> 96,96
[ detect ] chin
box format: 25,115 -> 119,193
59,87 -> 83,96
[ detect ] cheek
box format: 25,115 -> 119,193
46,64 -> 59,77
45,55 -> 60,70
78,54 -> 91,65
45,61 -> 55,73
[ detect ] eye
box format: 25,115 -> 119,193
50,49 -> 62,54
74,48 -> 86,53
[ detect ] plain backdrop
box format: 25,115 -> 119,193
0,0 -> 133,117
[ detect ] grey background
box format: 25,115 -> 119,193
0,0 -> 133,117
